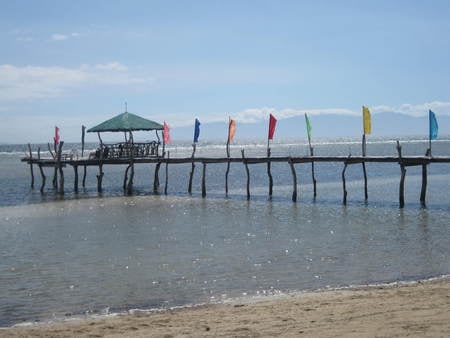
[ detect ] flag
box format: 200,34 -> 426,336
193,118 -> 201,143
163,122 -> 171,143
54,126 -> 60,145
268,114 -> 277,140
227,118 -> 236,143
429,110 -> 438,140
363,106 -> 371,134
305,113 -> 312,142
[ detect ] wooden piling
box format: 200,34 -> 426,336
153,162 -> 161,193
97,163 -> 104,193
83,165 -> 87,188
396,141 -> 406,208
342,157 -> 350,205
38,164 -> 46,193
267,148 -> 273,198
420,163 -> 427,207
310,146 -> 317,198
164,152 -> 169,195
73,165 -> 79,193
201,162 -> 207,198
188,144 -> 196,194
27,143 -> 35,189
288,158 -> 297,202
126,150 -> 135,195
57,142 -> 64,194
123,164 -> 131,190
241,149 -> 250,200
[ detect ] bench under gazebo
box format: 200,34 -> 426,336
87,111 -> 164,159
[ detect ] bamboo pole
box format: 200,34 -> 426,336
123,164 -> 131,190
362,134 -> 368,201
309,146 -> 317,198
225,141 -> 231,195
288,158 -> 297,202
126,146 -> 135,194
241,149 -> 250,200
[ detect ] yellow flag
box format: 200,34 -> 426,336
363,106 -> 371,134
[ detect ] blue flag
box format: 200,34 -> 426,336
193,118 -> 201,143
429,110 -> 438,140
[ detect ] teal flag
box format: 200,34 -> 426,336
429,110 -> 438,140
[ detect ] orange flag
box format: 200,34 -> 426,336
228,118 -> 236,143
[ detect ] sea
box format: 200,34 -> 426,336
1,136 -> 449,327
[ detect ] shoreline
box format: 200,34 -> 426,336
1,275 -> 449,337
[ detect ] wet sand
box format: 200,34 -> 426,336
1,277 -> 449,337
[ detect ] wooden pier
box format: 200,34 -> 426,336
22,141 -> 450,208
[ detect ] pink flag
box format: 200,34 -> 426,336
163,122 -> 170,143
268,114 -> 277,140
54,126 -> 60,145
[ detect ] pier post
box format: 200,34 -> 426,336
201,162 -> 206,198
27,143 -> 35,189
342,156 -> 350,205
97,163 -> 104,193
267,148 -> 273,198
288,158 -> 297,202
153,162 -> 161,193
164,152 -> 169,195
57,142 -> 64,194
73,165 -> 79,193
38,164 -> 46,193
420,163 -> 427,207
396,141 -> 406,208
241,149 -> 250,200
126,149 -> 135,195
123,165 -> 131,190
188,144 -> 196,194
310,146 -> 317,198
82,165 -> 87,188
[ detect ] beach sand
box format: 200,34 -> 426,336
1,277 -> 449,337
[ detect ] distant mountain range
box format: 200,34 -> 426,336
170,112 -> 450,141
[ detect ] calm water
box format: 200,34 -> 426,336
1,137 -> 449,326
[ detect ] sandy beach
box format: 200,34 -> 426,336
1,277 -> 449,338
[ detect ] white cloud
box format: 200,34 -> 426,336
0,63 -> 154,101
51,33 -> 69,41
372,101 -> 450,117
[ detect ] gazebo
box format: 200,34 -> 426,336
87,111 -> 164,159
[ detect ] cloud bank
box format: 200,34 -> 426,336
0,62 -> 153,101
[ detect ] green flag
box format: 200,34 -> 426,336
305,113 -> 312,142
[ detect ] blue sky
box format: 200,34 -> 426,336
1,0 -> 450,143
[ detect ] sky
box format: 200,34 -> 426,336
1,0 -> 450,143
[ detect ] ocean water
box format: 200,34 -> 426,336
0,137 -> 449,326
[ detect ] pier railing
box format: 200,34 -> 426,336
91,141 -> 160,160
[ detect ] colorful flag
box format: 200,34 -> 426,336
163,122 -> 171,143
54,126 -> 60,145
363,106 -> 371,134
268,114 -> 277,140
304,113 -> 312,142
429,110 -> 438,140
227,118 -> 236,143
193,118 -> 201,143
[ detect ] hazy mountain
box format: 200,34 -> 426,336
170,112 -> 450,141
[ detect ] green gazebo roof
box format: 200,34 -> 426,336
87,112 -> 163,133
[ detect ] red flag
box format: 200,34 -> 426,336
163,122 -> 170,143
54,126 -> 60,145
268,114 -> 277,140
